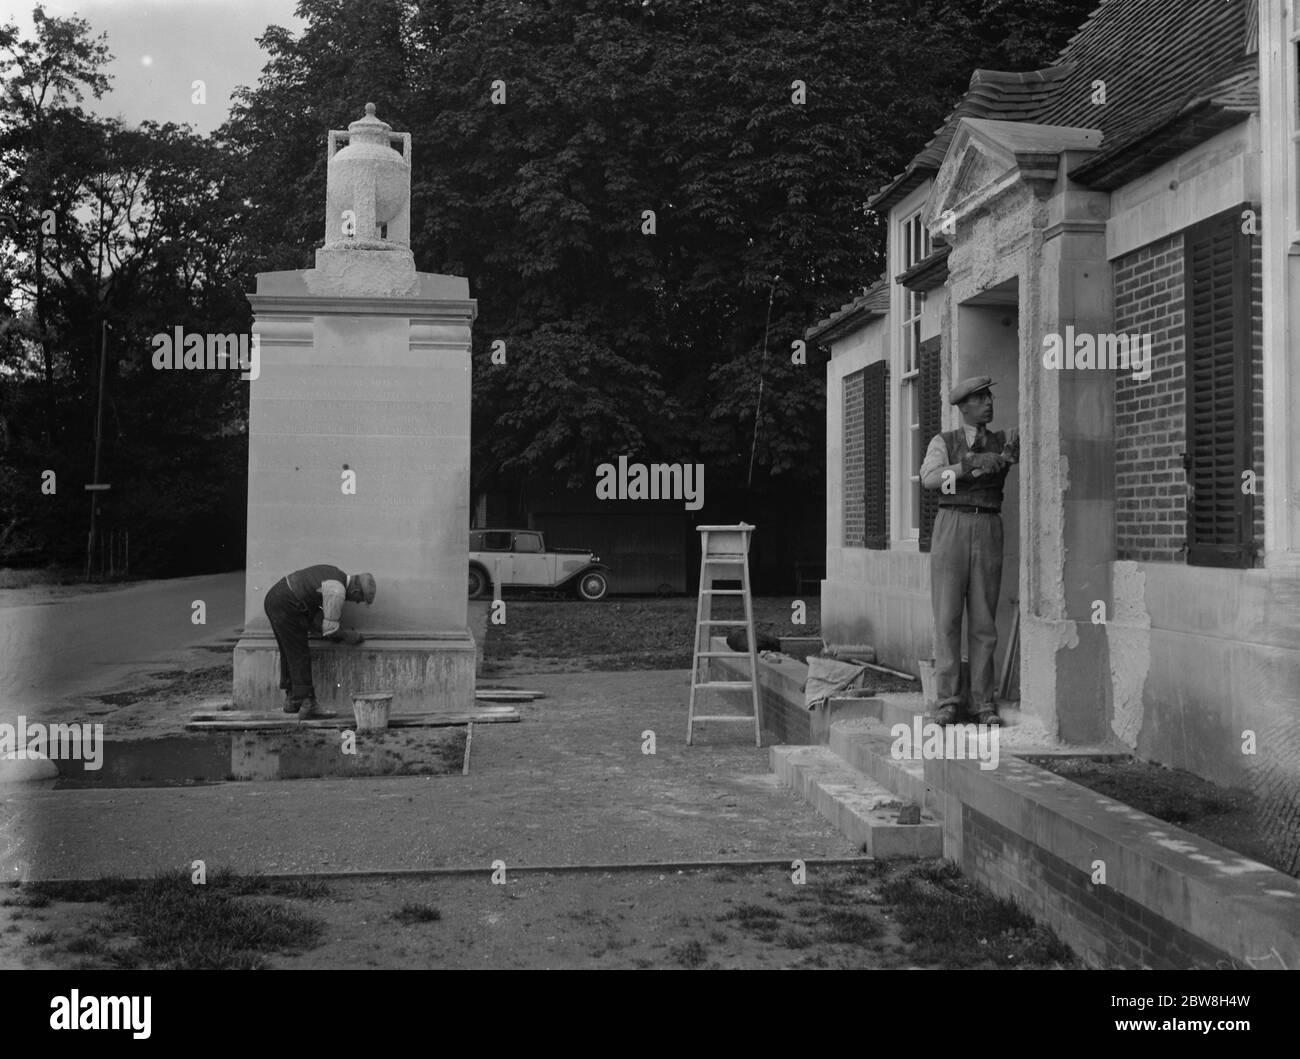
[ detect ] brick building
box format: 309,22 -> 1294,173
808,0 -> 1300,788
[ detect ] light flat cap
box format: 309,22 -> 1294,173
949,376 -> 995,405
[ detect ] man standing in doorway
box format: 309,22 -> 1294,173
919,377 -> 1018,726
263,564 -> 376,719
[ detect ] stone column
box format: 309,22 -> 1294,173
1020,172 -> 1114,743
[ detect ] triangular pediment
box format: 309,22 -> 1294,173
950,146 -> 1006,203
925,118 -> 1102,231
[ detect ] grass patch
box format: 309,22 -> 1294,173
391,903 -> 442,925
27,930 -> 56,946
781,928 -> 813,949
670,939 -> 708,969
29,868 -> 327,970
482,596 -> 820,673
718,902 -> 784,929
878,860 -> 1076,968
2,890 -> 50,909
22,870 -> 329,905
815,907 -> 883,944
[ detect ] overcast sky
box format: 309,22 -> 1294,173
2,0 -> 305,134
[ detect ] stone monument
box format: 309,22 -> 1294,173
233,102 -> 477,714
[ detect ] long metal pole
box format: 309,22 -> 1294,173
85,319 -> 108,580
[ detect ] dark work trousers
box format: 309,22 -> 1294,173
264,578 -> 317,701
930,507 -> 1003,711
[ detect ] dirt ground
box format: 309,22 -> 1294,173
1,860 -> 1079,970
0,589 -> 1089,969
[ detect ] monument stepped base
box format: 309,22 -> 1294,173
233,632 -> 476,714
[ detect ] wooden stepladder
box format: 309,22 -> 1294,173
687,523 -> 761,747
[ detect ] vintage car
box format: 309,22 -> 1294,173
468,528 -> 610,600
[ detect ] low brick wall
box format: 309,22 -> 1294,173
927,754 -> 1300,970
712,639 -> 810,745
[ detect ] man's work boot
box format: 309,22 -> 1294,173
297,697 -> 323,721
929,703 -> 960,726
972,704 -> 1002,726
283,696 -> 301,715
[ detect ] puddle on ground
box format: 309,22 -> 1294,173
46,728 -> 467,789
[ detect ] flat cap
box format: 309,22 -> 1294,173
949,376 -> 995,405
349,572 -> 377,605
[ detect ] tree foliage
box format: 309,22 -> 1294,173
220,0 -> 1096,494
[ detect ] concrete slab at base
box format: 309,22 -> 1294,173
233,634 -> 475,714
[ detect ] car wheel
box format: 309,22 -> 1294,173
468,567 -> 490,600
577,571 -> 608,601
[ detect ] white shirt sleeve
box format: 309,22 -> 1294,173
919,434 -> 956,490
320,579 -> 346,636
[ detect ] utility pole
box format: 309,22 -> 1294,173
85,319 -> 109,580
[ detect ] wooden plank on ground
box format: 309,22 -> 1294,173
189,707 -> 517,722
185,709 -> 519,732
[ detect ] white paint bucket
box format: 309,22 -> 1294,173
351,691 -> 394,732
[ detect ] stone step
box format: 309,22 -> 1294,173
829,717 -> 939,815
770,744 -> 942,858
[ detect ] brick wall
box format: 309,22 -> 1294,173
843,370 -> 865,547
1114,229 -> 1265,564
715,646 -> 811,745
962,807 -> 1233,969
1114,235 -> 1186,561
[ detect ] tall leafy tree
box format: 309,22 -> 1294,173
0,4 -> 111,437
221,0 -> 1096,502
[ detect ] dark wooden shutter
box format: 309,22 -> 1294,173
917,336 -> 943,552
1184,204 -> 1254,568
863,359 -> 888,549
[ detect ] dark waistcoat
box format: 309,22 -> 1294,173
285,565 -> 348,608
939,428 -> 1009,510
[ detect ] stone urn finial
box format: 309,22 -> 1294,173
322,102 -> 412,250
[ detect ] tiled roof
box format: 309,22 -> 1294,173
869,67 -> 1071,212
1033,0 -> 1254,156
805,277 -> 890,344
1072,56 -> 1259,188
870,0 -> 1258,212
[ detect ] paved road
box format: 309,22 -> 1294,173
0,572 -> 244,718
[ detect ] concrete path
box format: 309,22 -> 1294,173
6,669 -> 854,880
0,572 -> 243,718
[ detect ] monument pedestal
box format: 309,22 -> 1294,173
233,633 -> 476,715
231,263 -> 477,714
